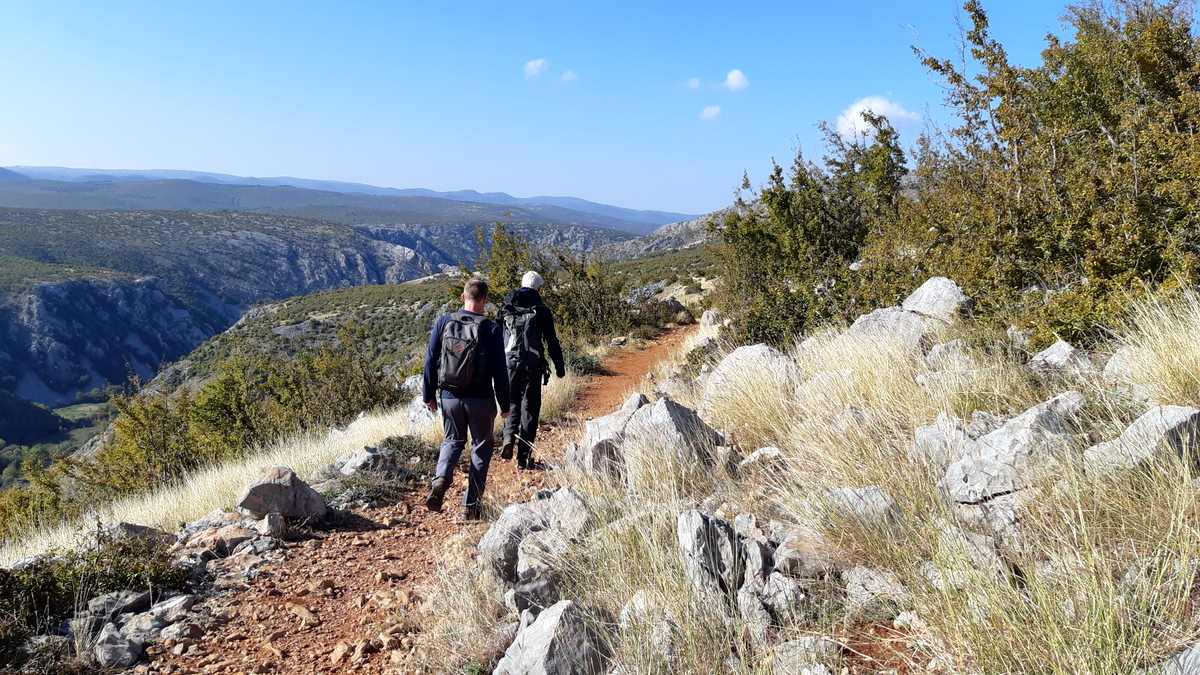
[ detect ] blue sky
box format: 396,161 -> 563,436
1,1 -> 1071,213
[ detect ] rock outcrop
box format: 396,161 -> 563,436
940,392 -> 1086,504
493,600 -> 608,675
237,466 -> 327,521
1083,405 -> 1200,475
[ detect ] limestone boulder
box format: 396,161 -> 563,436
821,486 -> 899,528
569,394 -> 648,478
941,392 -> 1085,503
772,638 -> 841,674
86,590 -> 152,621
925,339 -> 976,372
564,439 -> 623,480
1083,405 -> 1200,476
479,502 -> 549,584
759,572 -> 808,625
147,594 -> 197,623
676,510 -> 744,610
118,610 -> 168,643
909,413 -> 974,469
1028,340 -> 1096,379
1102,346 -> 1153,404
404,395 -> 436,430
624,398 -> 723,473
700,344 -> 797,415
94,622 -> 143,669
237,466 -> 327,521
517,528 -> 572,584
582,394 -> 649,450
901,277 -> 973,322
843,566 -> 908,621
618,590 -> 678,667
847,307 -> 940,352
493,600 -> 608,675
543,488 -> 595,540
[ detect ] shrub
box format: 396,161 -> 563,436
0,525 -> 187,666
0,329 -> 402,544
319,435 -> 438,509
542,253 -> 632,342
564,349 -> 604,376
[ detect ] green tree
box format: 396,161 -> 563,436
714,113 -> 907,344
475,223 -> 536,299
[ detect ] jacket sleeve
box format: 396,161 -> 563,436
540,306 -> 566,376
490,323 -> 512,412
423,315 -> 445,403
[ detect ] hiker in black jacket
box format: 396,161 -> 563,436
498,271 -> 566,470
423,278 -> 510,520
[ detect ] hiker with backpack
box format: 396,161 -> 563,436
498,271 -> 566,470
423,278 -> 510,520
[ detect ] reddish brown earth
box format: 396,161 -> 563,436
146,327 -> 695,675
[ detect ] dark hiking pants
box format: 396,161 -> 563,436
434,392 -> 497,509
502,365 -> 543,462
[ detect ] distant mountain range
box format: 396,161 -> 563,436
3,167 -> 695,235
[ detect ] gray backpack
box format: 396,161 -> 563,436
439,311 -> 485,393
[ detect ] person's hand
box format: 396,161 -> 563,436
425,400 -> 438,413
500,409 -> 511,419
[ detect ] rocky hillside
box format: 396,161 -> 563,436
147,281 -> 452,396
601,212 -> 717,259
0,208 -> 631,411
0,209 -> 430,407
415,277 -> 1200,673
10,277 -> 1200,672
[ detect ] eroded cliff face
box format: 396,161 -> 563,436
0,277 -> 212,405
0,237 -> 428,406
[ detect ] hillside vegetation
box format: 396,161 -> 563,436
715,0 -> 1200,349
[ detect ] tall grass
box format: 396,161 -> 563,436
414,289 -> 1200,674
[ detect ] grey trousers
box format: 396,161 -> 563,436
434,392 -> 497,508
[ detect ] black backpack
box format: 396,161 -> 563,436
501,303 -> 542,370
438,311 -> 486,393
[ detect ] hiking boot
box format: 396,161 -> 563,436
463,503 -> 483,521
425,477 -> 448,512
499,441 -> 515,461
517,458 -> 547,472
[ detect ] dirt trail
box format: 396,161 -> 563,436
149,327 -> 694,674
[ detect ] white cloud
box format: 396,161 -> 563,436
560,69 -> 578,82
700,105 -> 721,121
836,96 -> 920,138
686,77 -> 701,90
524,58 -> 549,79
723,69 -> 749,91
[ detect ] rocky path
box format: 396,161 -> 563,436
147,327 -> 695,674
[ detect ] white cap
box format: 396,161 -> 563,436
522,271 -> 544,290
